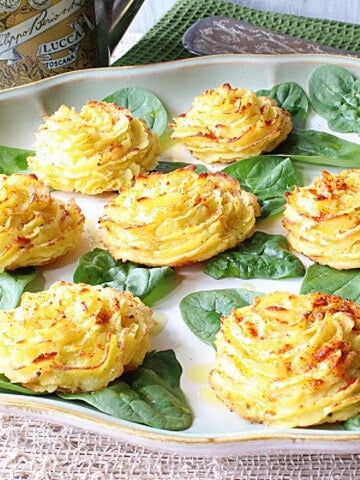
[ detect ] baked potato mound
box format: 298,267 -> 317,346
0,281 -> 155,393
99,166 -> 260,267
282,169 -> 360,269
0,173 -> 84,272
27,101 -> 160,195
169,83 -> 293,164
209,291 -> 360,428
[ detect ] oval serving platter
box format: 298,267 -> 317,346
0,54 -> 360,455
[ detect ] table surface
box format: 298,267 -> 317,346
129,0 -> 359,34
2,1 -> 360,479
113,0 -> 360,59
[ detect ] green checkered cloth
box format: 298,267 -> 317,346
113,0 -> 360,66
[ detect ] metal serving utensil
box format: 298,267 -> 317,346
107,0 -> 145,53
182,16 -> 360,57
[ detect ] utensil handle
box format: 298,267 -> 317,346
182,16 -> 360,57
109,0 -> 145,52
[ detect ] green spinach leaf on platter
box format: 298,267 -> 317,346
180,288 -> 264,347
223,155 -> 303,218
59,350 -> 193,431
344,415 -> 360,431
300,264 -> 360,303
73,248 -> 176,306
0,350 -> 193,431
0,145 -> 32,175
204,231 -> 305,280
257,81 -> 310,129
103,86 -> 168,136
308,64 -> 360,134
0,267 -> 37,309
155,160 -> 207,173
275,129 -> 360,168
0,374 -> 43,395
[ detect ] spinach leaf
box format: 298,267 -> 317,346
275,129 -> 360,168
73,248 -> 175,306
344,415 -> 360,431
0,350 -> 193,431
0,267 -> 37,309
0,145 -> 32,175
223,155 -> 303,218
300,264 -> 360,303
155,161 -> 207,173
308,65 -> 360,134
0,374 -> 43,395
59,350 -> 193,431
257,81 -> 310,129
103,86 -> 168,136
180,288 -> 264,347
204,232 -> 305,280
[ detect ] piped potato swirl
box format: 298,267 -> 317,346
28,101 -> 160,195
0,281 -> 155,393
282,169 -> 360,269
0,173 -> 84,271
170,83 -> 293,163
210,291 -> 360,428
99,166 -> 260,267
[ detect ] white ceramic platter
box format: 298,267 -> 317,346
0,54 -> 360,456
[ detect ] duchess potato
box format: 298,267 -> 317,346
209,291 -> 360,428
99,166 -> 260,267
0,281 -> 155,393
27,101 -> 160,195
170,83 -> 293,163
282,169 -> 360,269
0,173 -> 84,271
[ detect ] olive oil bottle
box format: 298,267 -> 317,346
0,0 -> 109,89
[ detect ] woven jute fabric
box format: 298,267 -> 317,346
2,1 -> 360,478
1,415 -> 360,480
113,0 -> 360,66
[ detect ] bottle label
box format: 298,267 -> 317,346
0,0 -> 100,89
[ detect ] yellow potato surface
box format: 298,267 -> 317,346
99,166 -> 260,266
210,291 -> 360,428
283,169 -> 360,269
0,281 -> 155,393
170,83 -> 293,163
28,101 -> 160,195
0,173 -> 84,271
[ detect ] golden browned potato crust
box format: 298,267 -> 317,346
0,173 -> 84,271
99,166 -> 260,267
282,169 -> 360,269
210,291 -> 360,428
0,281 -> 155,393
169,83 -> 293,164
27,101 -> 160,195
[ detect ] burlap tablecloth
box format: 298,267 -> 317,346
2,414 -> 360,479
1,1 -> 360,478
